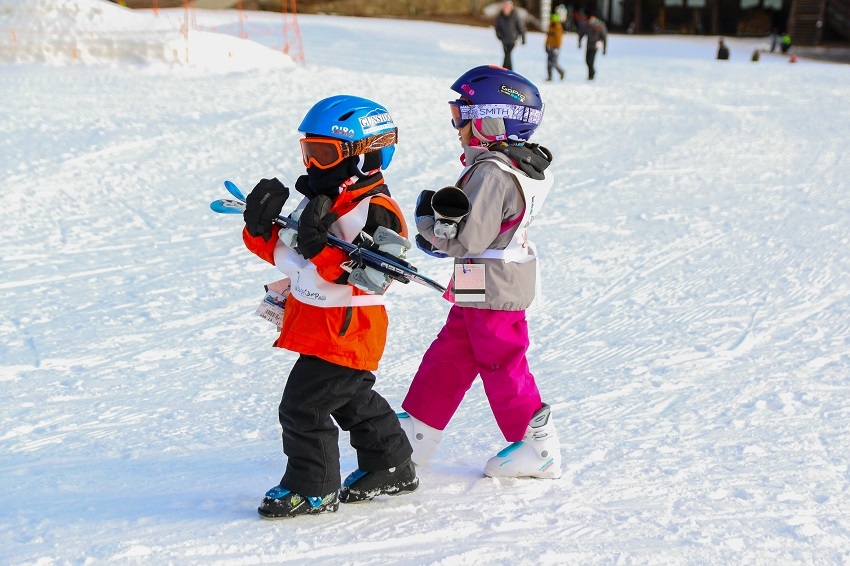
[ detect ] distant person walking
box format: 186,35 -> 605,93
717,38 -> 730,60
770,28 -> 779,52
555,3 -> 569,31
584,14 -> 607,80
545,13 -> 566,81
494,0 -> 526,70
575,10 -> 588,48
780,33 -> 792,54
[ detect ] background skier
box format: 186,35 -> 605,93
545,12 -> 566,81
585,14 -> 608,80
717,38 -> 730,60
494,0 -> 526,71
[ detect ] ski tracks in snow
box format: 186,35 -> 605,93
2,20 -> 850,564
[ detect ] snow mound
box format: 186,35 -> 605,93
0,0 -> 149,31
0,0 -> 294,70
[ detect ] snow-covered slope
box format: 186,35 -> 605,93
2,2 -> 850,564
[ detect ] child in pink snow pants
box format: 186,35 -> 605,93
399,65 -> 562,479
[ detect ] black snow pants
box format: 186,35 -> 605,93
586,46 -> 598,80
277,354 -> 413,497
502,42 -> 516,70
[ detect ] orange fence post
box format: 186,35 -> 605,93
282,0 -> 305,64
237,0 -> 247,39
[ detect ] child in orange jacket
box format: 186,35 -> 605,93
241,95 -> 417,519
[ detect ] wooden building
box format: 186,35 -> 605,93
115,0 -> 850,46
573,0 -> 848,45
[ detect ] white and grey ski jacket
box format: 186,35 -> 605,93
417,144 -> 553,311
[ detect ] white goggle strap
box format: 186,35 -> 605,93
456,104 -> 543,125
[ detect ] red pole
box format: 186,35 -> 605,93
238,0 -> 247,39
282,0 -> 287,54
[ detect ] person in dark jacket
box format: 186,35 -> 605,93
717,38 -> 730,60
575,9 -> 588,48
494,0 -> 526,70
584,14 -> 607,80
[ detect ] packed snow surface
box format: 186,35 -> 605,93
2,1 -> 850,563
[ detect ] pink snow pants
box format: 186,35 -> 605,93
402,305 -> 541,442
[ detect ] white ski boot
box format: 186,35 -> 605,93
397,412 -> 443,466
349,227 -> 411,295
483,404 -> 562,479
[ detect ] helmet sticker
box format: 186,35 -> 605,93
331,125 -> 356,138
499,84 -> 526,102
450,66 -> 544,141
359,111 -> 394,136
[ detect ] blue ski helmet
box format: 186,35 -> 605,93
298,95 -> 398,169
450,65 -> 544,142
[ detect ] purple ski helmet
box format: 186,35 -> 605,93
449,65 -> 544,142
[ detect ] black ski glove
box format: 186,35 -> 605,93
243,178 -> 290,241
296,195 -> 338,259
431,186 -> 470,239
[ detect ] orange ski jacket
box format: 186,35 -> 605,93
242,175 -> 407,371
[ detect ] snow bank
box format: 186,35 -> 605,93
0,0 -> 294,70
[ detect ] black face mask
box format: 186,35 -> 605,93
303,158 -> 356,198
295,151 -> 384,199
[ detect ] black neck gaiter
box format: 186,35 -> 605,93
295,151 -> 383,199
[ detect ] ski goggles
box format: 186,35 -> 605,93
300,129 -> 398,170
449,99 -> 544,129
448,98 -> 473,129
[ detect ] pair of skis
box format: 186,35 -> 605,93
210,181 -> 446,293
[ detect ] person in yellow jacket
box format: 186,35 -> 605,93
545,13 -> 566,81
241,95 -> 417,519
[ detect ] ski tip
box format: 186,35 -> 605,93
210,199 -> 245,214
224,180 -> 245,201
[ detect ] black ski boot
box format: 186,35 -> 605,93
339,458 -> 419,503
257,485 -> 339,519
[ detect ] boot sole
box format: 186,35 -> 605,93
340,477 -> 419,504
257,502 -> 340,519
484,470 -> 562,479
257,500 -> 340,519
